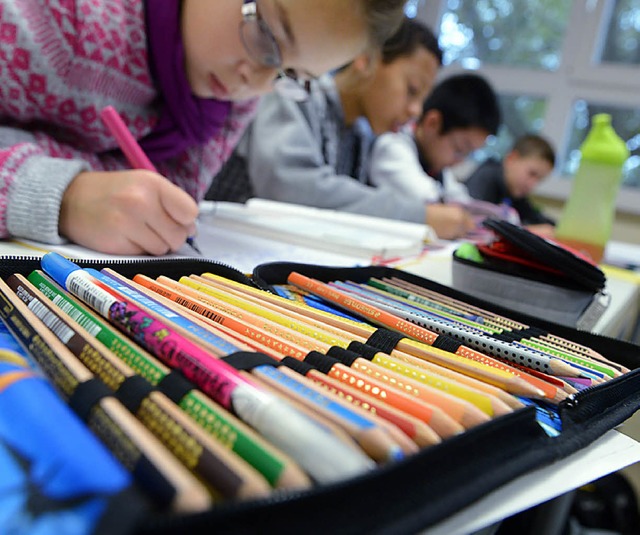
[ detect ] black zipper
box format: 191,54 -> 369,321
0,255 -> 265,290
561,367 -> 640,421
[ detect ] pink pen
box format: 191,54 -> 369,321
100,106 -> 201,254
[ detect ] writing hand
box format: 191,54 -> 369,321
59,170 -> 199,255
425,203 -> 475,240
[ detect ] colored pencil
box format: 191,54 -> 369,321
26,269 -> 309,490
135,274 -> 470,435
0,277 -> 211,513
192,273 -> 526,410
181,274 -> 512,418
287,272 -> 549,399
9,272 -> 273,500
41,253 -> 375,484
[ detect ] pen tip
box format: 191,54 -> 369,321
187,237 -> 202,255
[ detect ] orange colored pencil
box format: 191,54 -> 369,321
194,273 -> 525,410
135,275 -> 463,439
138,275 -> 483,431
287,272 -> 549,399
182,275 -> 508,418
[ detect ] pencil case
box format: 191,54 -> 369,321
451,220 -> 610,329
1,255 -> 639,535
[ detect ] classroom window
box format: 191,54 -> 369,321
477,94 -> 548,161
600,0 -> 640,66
416,0 -> 640,208
437,0 -> 572,70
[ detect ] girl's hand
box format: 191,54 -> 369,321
59,169 -> 199,255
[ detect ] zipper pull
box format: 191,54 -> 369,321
564,394 -> 579,409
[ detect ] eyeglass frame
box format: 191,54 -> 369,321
239,0 -> 311,101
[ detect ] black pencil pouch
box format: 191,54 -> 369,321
451,220 -> 610,329
1,255 -> 639,535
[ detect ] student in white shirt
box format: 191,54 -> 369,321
369,73 -> 501,204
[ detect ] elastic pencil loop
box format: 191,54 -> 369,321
366,328 -> 404,354
512,327 -> 546,341
116,375 -> 155,414
346,341 -> 379,361
304,350 -> 339,374
280,356 -> 315,375
327,346 -> 359,366
431,334 -> 463,354
221,351 -> 280,371
491,331 -> 520,343
68,378 -> 112,422
157,370 -> 195,404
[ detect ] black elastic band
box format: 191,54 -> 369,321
431,334 -> 462,353
281,356 -> 315,376
116,375 -> 155,414
68,378 -> 112,422
347,341 -> 379,360
366,328 -> 405,354
221,351 -> 279,371
157,370 -> 195,404
304,351 -> 339,374
327,346 -> 359,366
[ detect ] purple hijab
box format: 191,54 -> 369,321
141,0 -> 231,163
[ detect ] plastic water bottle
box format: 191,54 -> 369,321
555,113 -> 629,263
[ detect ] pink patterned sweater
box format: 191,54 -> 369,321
0,0 -> 257,243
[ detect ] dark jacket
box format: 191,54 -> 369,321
465,158 -> 555,226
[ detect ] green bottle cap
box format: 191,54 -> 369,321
580,113 -> 630,166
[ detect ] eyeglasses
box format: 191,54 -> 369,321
239,0 -> 311,101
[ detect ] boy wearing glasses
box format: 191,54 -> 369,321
0,0 -> 405,255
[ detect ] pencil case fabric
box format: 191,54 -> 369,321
2,256 -> 639,535
0,357 -> 145,535
251,261 -> 640,523
451,252 -> 609,330
451,220 -> 609,329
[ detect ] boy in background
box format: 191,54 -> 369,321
369,73 -> 501,205
209,19 -> 476,240
465,134 -> 556,235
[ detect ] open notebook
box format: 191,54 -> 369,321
199,199 -> 436,261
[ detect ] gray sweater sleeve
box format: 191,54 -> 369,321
1,128 -> 88,244
7,155 -> 88,244
243,93 -> 427,224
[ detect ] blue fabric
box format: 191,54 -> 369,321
0,361 -> 133,535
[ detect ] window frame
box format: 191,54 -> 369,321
416,0 -> 640,215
